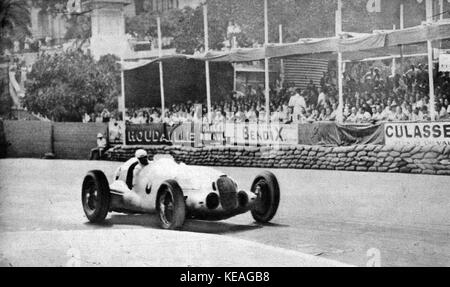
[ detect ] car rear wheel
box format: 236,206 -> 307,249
156,180 -> 186,230
250,171 -> 280,223
82,170 -> 111,223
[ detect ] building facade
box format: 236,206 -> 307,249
141,0 -> 202,12
28,1 -> 68,42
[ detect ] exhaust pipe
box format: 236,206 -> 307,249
237,191 -> 249,208
206,193 -> 220,210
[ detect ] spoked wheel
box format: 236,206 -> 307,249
82,170 -> 111,223
251,171 -> 280,224
156,180 -> 186,230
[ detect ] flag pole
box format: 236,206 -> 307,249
204,4 -> 212,123
157,16 -> 165,120
392,24 -> 396,76
399,2 -> 404,73
426,0 -> 436,121
120,57 -> 126,146
279,24 -> 284,88
264,0 -> 270,123
336,0 -> 344,124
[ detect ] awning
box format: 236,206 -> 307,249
121,49 -> 266,71
288,43 -> 428,62
385,22 -> 450,46
121,21 -> 450,71
121,54 -> 190,71
266,21 -> 450,60
266,33 -> 386,58
192,48 -> 266,62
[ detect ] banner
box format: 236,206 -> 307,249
123,122 -> 388,147
125,124 -> 170,145
384,122 -> 450,146
167,122 -> 196,146
439,53 -> 450,72
201,122 -> 226,146
297,122 -> 385,146
225,123 -> 298,146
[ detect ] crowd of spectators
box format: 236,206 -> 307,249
103,61 -> 450,126
339,63 -> 450,123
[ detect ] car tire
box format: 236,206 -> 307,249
250,171 -> 280,223
82,170 -> 111,223
156,180 -> 186,230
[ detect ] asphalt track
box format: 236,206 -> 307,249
0,159 -> 449,267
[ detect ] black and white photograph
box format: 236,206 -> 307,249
0,0 -> 450,270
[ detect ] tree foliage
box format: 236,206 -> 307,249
207,0 -> 337,45
23,51 -> 121,122
126,0 -> 339,54
126,6 -> 205,54
29,0 -> 92,41
64,12 -> 92,40
0,0 -> 31,53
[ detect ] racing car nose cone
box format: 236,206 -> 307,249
216,176 -> 238,211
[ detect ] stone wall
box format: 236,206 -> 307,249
1,120 -> 108,159
3,120 -> 53,158
107,144 -> 450,176
53,122 -> 108,160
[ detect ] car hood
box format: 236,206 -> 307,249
145,158 -> 226,190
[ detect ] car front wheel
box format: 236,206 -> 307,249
82,170 -> 111,223
156,180 -> 186,230
250,171 -> 280,223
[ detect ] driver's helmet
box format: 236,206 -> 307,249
135,149 -> 149,165
97,133 -> 103,139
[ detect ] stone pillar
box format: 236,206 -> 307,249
89,0 -> 132,59
30,7 -> 41,38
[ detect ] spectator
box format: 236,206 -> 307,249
109,121 -> 122,143
394,106 -> 408,121
346,107 -> 358,123
101,109 -> 111,123
411,108 -> 421,121
317,87 -> 327,108
288,89 -> 307,120
90,133 -> 107,160
372,105 -> 384,122
82,113 -> 91,123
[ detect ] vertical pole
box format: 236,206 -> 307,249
438,0 -> 444,50
204,4 -> 212,122
279,24 -> 285,88
400,3 -> 404,73
426,0 -> 433,22
120,58 -> 126,146
392,24 -> 397,76
426,0 -> 436,120
336,0 -> 344,123
400,3 -> 404,30
233,63 -> 237,91
335,0 -> 342,36
264,0 -> 270,123
337,53 -> 344,123
157,16 -> 165,119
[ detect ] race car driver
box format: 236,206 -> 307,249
133,149 -> 149,188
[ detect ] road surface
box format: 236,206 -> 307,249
0,159 -> 449,266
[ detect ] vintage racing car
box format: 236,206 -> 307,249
81,153 -> 280,230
